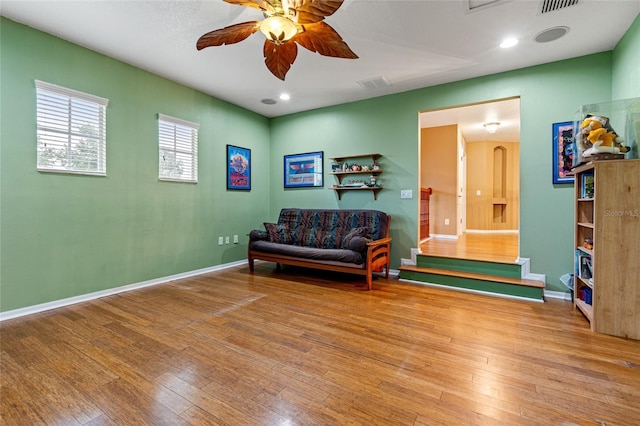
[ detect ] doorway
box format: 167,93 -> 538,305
418,97 -> 520,263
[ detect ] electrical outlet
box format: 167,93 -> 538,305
445,218 -> 450,225
400,189 -> 413,199
225,236 -> 230,245
233,235 -> 239,244
476,190 -> 481,196
218,237 -> 224,245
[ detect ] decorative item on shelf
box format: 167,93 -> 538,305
584,238 -> 593,250
372,162 -> 380,171
581,173 -> 594,198
361,165 -> 370,171
342,162 -> 349,172
578,114 -> 629,160
572,98 -> 639,167
369,175 -> 377,186
351,164 -> 361,172
331,162 -> 342,172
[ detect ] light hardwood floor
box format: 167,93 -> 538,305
420,233 -> 519,263
2,263 -> 640,425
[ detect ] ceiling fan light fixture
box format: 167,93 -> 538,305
260,15 -> 298,44
483,122 -> 500,133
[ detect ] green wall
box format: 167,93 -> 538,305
2,13 -> 639,312
0,18 -> 271,311
270,54 -> 615,292
612,13 -> 640,98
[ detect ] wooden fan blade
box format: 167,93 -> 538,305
263,39 -> 298,80
294,21 -> 357,59
289,0 -> 344,24
223,0 -> 276,14
196,21 -> 260,50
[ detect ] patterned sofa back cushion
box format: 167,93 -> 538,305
277,208 -> 390,249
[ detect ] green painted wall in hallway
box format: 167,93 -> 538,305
0,18 -> 271,311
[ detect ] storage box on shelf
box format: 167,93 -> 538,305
572,158 -> 640,340
329,153 -> 383,200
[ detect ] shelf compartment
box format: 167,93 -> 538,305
575,275 -> 593,290
575,298 -> 594,323
577,200 -> 594,223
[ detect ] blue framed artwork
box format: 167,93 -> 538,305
284,151 -> 324,188
227,145 -> 251,190
552,121 -> 575,184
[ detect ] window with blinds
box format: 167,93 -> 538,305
35,80 -> 108,175
158,114 -> 199,183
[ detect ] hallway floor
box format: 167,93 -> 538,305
420,232 -> 518,263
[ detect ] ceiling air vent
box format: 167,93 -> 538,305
357,76 -> 391,90
540,0 -> 579,14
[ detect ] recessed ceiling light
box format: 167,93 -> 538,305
500,37 -> 519,48
534,26 -> 569,43
261,98 -> 277,105
279,93 -> 290,101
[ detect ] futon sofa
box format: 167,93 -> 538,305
248,208 -> 392,290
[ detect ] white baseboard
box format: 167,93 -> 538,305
0,260 -> 247,322
544,290 -> 572,301
430,234 -> 459,240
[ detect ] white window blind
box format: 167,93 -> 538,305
35,80 -> 108,175
158,114 -> 199,183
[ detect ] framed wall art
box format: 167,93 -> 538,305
227,145 -> 251,190
552,121 -> 575,184
283,151 -> 324,188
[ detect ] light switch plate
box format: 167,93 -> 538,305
400,189 -> 413,199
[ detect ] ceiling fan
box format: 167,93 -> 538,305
197,0 -> 358,80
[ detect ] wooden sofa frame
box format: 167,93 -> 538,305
248,216 -> 391,291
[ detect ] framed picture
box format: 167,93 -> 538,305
552,121 -> 575,184
227,145 -> 251,190
284,151 -> 324,188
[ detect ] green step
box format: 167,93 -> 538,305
399,265 -> 544,302
416,255 -> 522,278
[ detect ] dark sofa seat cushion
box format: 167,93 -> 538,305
250,240 -> 365,265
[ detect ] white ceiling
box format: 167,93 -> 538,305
2,0 -> 638,135
420,97 -> 521,142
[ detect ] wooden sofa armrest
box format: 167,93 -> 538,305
366,237 -> 392,247
364,237 -> 392,290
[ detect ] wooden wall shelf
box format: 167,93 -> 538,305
330,186 -> 383,200
329,153 -> 383,200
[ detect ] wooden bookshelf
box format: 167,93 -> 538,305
572,159 -> 640,339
